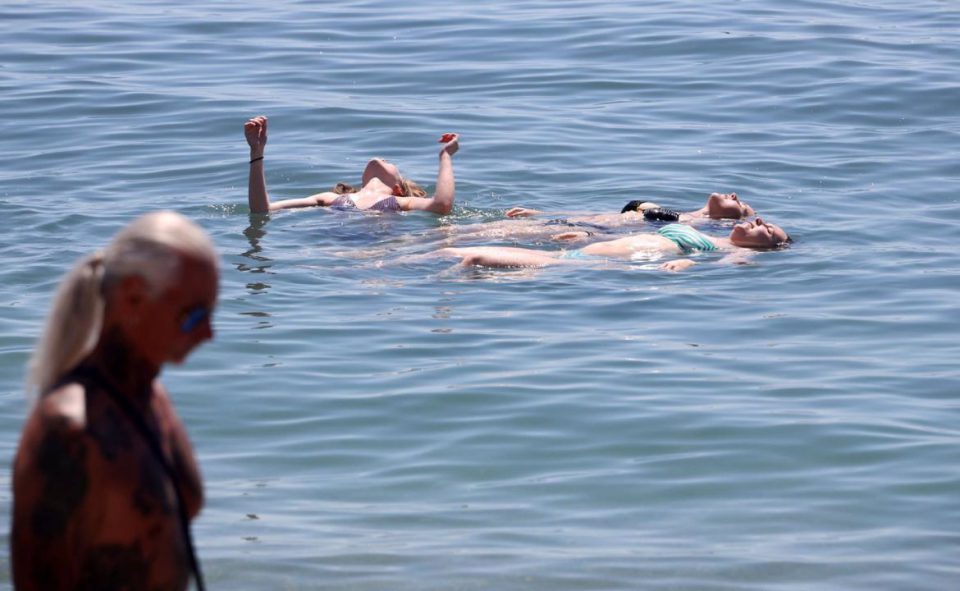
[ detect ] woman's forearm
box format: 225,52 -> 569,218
244,116 -> 271,213
268,195 -> 333,211
428,152 -> 455,215
248,149 -> 270,214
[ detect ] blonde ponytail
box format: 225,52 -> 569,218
27,251 -> 106,397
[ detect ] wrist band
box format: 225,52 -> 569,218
250,156 -> 264,164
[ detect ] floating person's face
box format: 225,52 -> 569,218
706,192 -> 755,219
729,217 -> 790,249
362,158 -> 403,189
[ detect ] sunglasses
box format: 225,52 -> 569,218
179,305 -> 212,333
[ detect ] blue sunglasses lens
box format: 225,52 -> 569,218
180,306 -> 210,333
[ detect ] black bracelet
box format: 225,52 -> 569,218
249,156 -> 264,164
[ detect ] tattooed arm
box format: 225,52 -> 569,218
12,384 -> 92,590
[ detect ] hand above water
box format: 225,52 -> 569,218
245,115 -> 268,157
438,133 -> 459,157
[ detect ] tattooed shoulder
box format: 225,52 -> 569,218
29,407 -> 91,538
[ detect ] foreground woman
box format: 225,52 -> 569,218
12,211 -> 218,591
245,115 -> 460,215
435,217 -> 790,271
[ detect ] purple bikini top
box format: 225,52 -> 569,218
331,194 -> 402,213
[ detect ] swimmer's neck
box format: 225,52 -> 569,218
710,236 -> 735,250
359,177 -> 392,195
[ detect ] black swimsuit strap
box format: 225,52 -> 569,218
77,366 -> 206,591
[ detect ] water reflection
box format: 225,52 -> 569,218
237,217 -> 275,329
239,216 -> 274,294
430,294 -> 457,333
239,310 -> 273,330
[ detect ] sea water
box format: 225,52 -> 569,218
0,1 -> 958,589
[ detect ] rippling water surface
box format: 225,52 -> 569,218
1,1 -> 958,589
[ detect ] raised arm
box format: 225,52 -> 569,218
245,116 -> 270,214
400,133 -> 459,215
245,115 -> 342,212
430,134 -> 458,214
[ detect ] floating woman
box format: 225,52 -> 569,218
433,217 -> 791,272
245,115 -> 460,215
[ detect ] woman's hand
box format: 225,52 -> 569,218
438,133 -> 459,157
660,259 -> 696,272
245,116 -> 268,156
506,207 -> 542,218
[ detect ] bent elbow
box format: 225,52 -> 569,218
429,193 -> 454,216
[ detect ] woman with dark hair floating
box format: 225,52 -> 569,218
435,192 -> 757,245
504,191 -> 756,224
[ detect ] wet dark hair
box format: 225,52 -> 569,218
621,200 -> 682,221
333,182 -> 357,194
642,208 -> 681,222
620,200 -> 654,214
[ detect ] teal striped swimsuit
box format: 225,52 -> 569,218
559,249 -> 604,261
657,224 -> 717,253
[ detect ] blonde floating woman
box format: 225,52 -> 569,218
245,115 -> 460,215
